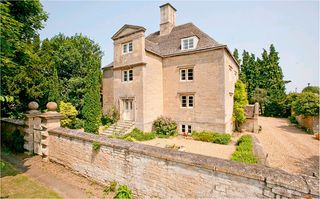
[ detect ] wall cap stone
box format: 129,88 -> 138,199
1,118 -> 25,126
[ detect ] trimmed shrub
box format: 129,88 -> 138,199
114,185 -> 132,199
115,128 -> 156,142
191,131 -> 216,142
231,135 -> 257,164
60,101 -> 78,128
292,92 -> 320,116
152,116 -> 177,136
82,60 -> 102,134
302,86 -> 320,94
214,134 -> 232,145
191,131 -> 231,145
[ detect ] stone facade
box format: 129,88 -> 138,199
102,3 -> 239,133
47,127 -> 319,199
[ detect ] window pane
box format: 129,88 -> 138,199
183,40 -> 188,49
188,125 -> 192,133
189,39 -> 194,48
123,44 -> 127,53
129,101 -> 133,110
188,96 -> 194,107
180,69 -> 186,80
188,69 -> 193,80
128,42 -> 133,52
181,96 -> 187,107
125,101 -> 129,110
129,70 -> 133,81
182,125 -> 185,132
123,71 -> 128,81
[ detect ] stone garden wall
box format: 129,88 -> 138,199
48,127 -> 319,199
296,115 -> 319,133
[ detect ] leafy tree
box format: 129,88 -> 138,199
252,88 -> 267,114
233,48 -> 241,65
82,51 -> 102,134
0,0 -> 48,117
38,34 -> 103,114
302,86 -> 320,94
233,80 -> 248,130
283,92 -> 300,117
292,92 -> 320,116
48,66 -> 60,104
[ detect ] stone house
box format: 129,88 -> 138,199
102,3 -> 239,134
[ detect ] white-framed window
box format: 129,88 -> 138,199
181,124 -> 192,134
180,68 -> 194,81
181,95 -> 194,108
122,42 -> 133,54
181,36 -> 198,50
122,69 -> 133,82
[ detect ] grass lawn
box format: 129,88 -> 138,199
1,159 -> 62,198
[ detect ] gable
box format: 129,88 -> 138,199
112,24 -> 146,40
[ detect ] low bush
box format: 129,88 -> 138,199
114,185 -> 132,199
191,131 -> 231,145
288,115 -> 297,124
231,135 -> 257,164
104,180 -> 117,194
92,141 -> 101,151
115,128 -> 156,142
60,101 -> 78,128
102,106 -> 120,126
152,116 -> 177,136
292,92 -> 320,116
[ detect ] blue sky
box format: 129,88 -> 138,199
39,0 -> 319,93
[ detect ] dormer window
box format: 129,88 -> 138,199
181,36 -> 198,50
122,42 -> 133,54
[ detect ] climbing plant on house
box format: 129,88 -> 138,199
233,80 -> 248,131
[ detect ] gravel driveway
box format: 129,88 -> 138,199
255,116 -> 319,176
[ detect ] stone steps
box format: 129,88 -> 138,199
101,121 -> 135,136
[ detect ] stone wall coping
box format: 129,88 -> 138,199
1,118 -> 25,126
49,127 -> 318,195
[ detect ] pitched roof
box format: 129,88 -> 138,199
145,22 -> 223,56
102,61 -> 113,69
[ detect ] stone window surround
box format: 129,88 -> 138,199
122,41 -> 133,54
179,67 -> 194,82
179,93 -> 195,108
122,69 -> 133,82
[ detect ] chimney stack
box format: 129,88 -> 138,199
160,3 -> 176,36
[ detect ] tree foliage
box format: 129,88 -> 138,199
233,80 -> 248,130
292,92 -> 320,116
302,86 -> 320,95
237,44 -> 286,117
0,0 -> 48,117
82,49 -> 102,134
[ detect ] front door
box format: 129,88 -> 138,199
123,99 -> 134,121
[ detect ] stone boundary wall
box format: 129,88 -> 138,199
48,127 -> 319,198
296,115 -> 319,133
1,118 -> 25,135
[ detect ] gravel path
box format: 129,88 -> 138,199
139,136 -> 236,160
255,116 -> 319,176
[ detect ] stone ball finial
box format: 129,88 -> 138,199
28,101 -> 39,110
46,102 -> 57,112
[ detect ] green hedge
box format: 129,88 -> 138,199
114,128 -> 156,142
191,131 -> 231,145
231,135 -> 257,164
